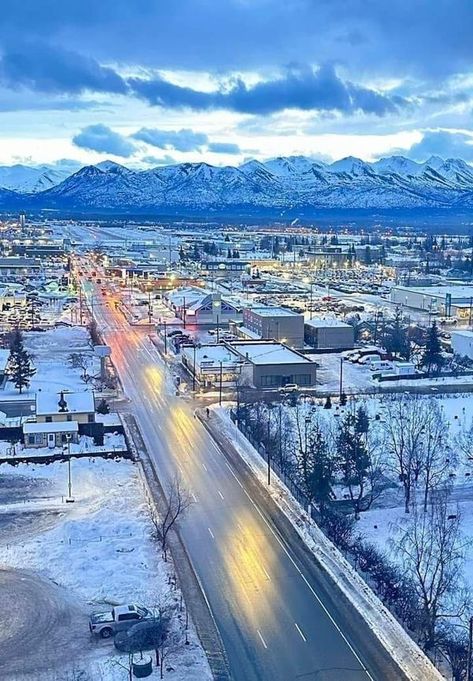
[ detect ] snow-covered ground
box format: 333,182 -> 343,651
0,431 -> 127,459
1,326 -> 99,399
0,457 -> 211,680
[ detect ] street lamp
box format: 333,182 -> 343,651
65,434 -> 74,503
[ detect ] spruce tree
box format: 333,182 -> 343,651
8,329 -> 36,394
422,321 -> 444,375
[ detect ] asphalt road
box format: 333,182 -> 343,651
85,281 -> 405,681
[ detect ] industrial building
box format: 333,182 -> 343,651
238,306 -> 304,348
451,330 -> 473,360
304,318 -> 354,350
390,285 -> 473,321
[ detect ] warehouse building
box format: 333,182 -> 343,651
304,318 -> 354,350
390,285 -> 473,321
451,330 -> 473,360
238,306 -> 304,348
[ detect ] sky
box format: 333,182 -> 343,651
0,0 -> 472,168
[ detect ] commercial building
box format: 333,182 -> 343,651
164,287 -> 242,325
0,257 -> 41,280
304,318 -> 354,350
390,285 -> 473,320
451,330 -> 473,360
239,306 -> 304,348
181,340 -> 317,390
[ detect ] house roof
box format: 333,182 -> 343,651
23,421 -> 79,434
36,391 -> 95,416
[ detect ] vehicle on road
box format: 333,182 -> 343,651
89,604 -> 152,639
278,383 -> 298,393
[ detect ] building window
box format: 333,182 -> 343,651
67,414 -> 72,421
28,435 -> 35,445
45,416 -> 52,423
87,414 -> 94,423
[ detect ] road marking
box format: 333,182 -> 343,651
218,449 -> 374,680
191,492 -> 198,503
208,527 -> 215,539
294,622 -> 307,642
217,490 -> 224,500
202,462 -> 208,472
262,566 -> 271,581
257,629 -> 268,649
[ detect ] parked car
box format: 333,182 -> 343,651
89,604 -> 153,639
278,383 -> 298,393
167,330 -> 184,337
114,617 -> 170,653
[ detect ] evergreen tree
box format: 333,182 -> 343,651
7,329 -> 36,394
422,322 -> 444,375
340,391 -> 347,406
336,410 -> 370,517
382,307 -> 410,359
364,245 -> 372,264
324,396 -> 332,409
96,398 -> 110,415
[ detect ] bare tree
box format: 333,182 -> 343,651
68,352 -> 94,384
150,476 -> 192,561
381,394 -> 431,513
157,626 -> 187,679
419,401 -> 453,512
393,491 -> 470,651
456,418 -> 473,462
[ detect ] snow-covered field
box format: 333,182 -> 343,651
0,457 -> 211,680
1,326 -> 99,399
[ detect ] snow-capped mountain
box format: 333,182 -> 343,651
0,163 -> 80,193
5,154 -> 473,213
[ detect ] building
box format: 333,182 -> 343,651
390,285 -> 473,320
451,330 -> 473,360
23,420 -> 79,448
0,257 -> 42,281
181,340 -> 318,390
231,341 -> 317,389
239,306 -> 304,348
164,287 -> 242,325
304,318 -> 354,350
35,390 -> 95,424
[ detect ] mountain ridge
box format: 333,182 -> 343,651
3,154 -> 473,213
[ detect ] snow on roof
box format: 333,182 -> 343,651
36,391 -> 95,416
23,420 -> 79,434
182,344 -> 240,367
231,342 -> 312,365
451,329 -> 473,339
393,284 -> 473,299
246,306 -> 302,318
305,318 -> 351,329
0,349 -> 9,372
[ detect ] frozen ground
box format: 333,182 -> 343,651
0,457 -> 211,681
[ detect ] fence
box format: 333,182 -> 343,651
230,408 -> 317,517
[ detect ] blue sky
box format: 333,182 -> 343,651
0,0 -> 472,167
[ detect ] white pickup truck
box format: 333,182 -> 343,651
89,604 -> 152,638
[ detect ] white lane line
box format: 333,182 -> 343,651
219,452 -> 374,680
217,490 -> 225,500
208,527 -> 215,539
191,492 -> 198,503
262,566 -> 271,581
294,622 -> 307,642
202,462 -> 208,472
257,629 -> 268,649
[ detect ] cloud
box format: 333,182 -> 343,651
130,64 -> 407,116
207,142 -> 241,154
133,127 -> 208,152
141,154 -> 177,166
406,130 -> 473,162
72,124 -> 136,157
0,44 -> 127,95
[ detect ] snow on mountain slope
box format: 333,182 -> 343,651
6,154 -> 473,212
0,164 -> 77,193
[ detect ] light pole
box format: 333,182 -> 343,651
65,434 -> 74,503
192,344 -> 197,392
219,361 -> 223,406
339,356 -> 344,400
468,616 -> 473,681
163,321 -> 167,354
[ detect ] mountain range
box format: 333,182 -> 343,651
2,155 -> 473,214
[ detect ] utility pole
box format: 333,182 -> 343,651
79,286 -> 83,325
216,314 -> 220,343
193,344 -> 197,392
183,296 -> 186,329
468,616 -> 473,681
163,321 -> 167,354
219,361 -> 223,406
66,435 -> 74,503
148,291 -> 152,324
339,356 -> 343,400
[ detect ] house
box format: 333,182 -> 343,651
35,390 -> 95,424
23,420 -> 79,448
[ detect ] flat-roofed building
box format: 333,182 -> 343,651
240,306 -> 304,348
390,284 -> 473,320
304,318 -> 354,350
